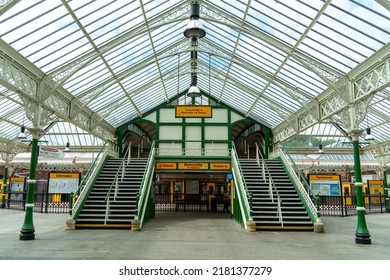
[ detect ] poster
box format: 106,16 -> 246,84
48,173 -> 80,194
9,177 -> 25,201
308,174 -> 341,196
367,180 -> 384,204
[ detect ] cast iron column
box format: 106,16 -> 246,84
384,170 -> 390,213
351,130 -> 371,244
1,166 -> 8,208
19,132 -> 39,240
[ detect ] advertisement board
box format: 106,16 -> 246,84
308,174 -> 341,196
48,173 -> 80,194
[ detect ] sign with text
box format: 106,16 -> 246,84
308,174 -> 341,196
210,163 -> 231,170
39,147 -> 64,159
178,162 -> 208,170
48,173 -> 80,194
175,106 -> 212,118
156,162 -> 177,170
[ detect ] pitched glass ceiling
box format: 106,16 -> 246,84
0,0 -> 389,146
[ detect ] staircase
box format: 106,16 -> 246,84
75,157 -> 148,229
240,158 -> 314,231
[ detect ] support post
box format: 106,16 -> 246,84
384,170 -> 390,213
19,132 -> 40,240
1,166 -> 8,208
117,127 -> 124,158
351,130 -> 371,244
264,126 -> 271,159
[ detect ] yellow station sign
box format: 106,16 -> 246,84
210,163 -> 231,170
156,162 -> 177,169
175,105 -> 212,118
178,162 -> 209,170
49,173 -> 79,179
156,162 -> 231,170
309,174 -> 340,181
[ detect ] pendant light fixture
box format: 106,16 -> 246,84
184,2 -> 206,99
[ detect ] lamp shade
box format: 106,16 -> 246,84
64,142 -> 70,152
365,127 -> 374,141
17,126 -> 26,139
187,85 -> 201,97
183,2 -> 206,38
183,19 -> 206,38
318,144 -> 324,154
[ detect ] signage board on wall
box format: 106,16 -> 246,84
48,173 -> 80,194
175,105 -> 212,118
210,163 -> 231,170
308,174 -> 341,196
156,162 -> 177,169
178,162 -> 208,170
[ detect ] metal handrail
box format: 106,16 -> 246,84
69,140 -> 112,218
231,142 -> 253,224
255,143 -> 283,226
272,144 -> 320,223
103,145 -> 131,224
134,141 -> 156,226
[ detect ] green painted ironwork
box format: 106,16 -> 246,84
352,140 -> 371,244
70,140 -> 111,219
134,141 -> 156,227
384,170 -> 389,213
20,137 -> 38,240
231,142 -> 253,227
1,166 -> 8,208
117,127 -> 124,158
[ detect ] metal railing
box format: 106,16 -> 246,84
231,142 -> 253,229
134,141 -> 156,227
69,140 -> 115,219
103,145 -> 131,224
255,143 -> 283,226
271,144 -> 320,223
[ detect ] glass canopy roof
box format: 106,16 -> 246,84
0,0 -> 389,155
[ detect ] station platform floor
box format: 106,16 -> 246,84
0,209 -> 389,260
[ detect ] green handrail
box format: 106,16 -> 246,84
135,141 -> 156,226
68,140 -> 113,217
231,142 -> 253,224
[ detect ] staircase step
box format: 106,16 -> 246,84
239,157 -> 314,231
76,156 -> 148,229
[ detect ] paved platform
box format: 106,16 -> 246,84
0,209 -> 389,260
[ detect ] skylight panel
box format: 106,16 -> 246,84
298,40 -> 353,74
250,102 -> 282,128
205,21 -> 238,52
211,0 -> 246,19
278,63 -> 326,96
143,0 -> 183,19
328,1 -> 390,45
222,82 -> 255,112
0,1 -> 60,39
63,59 -> 110,94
